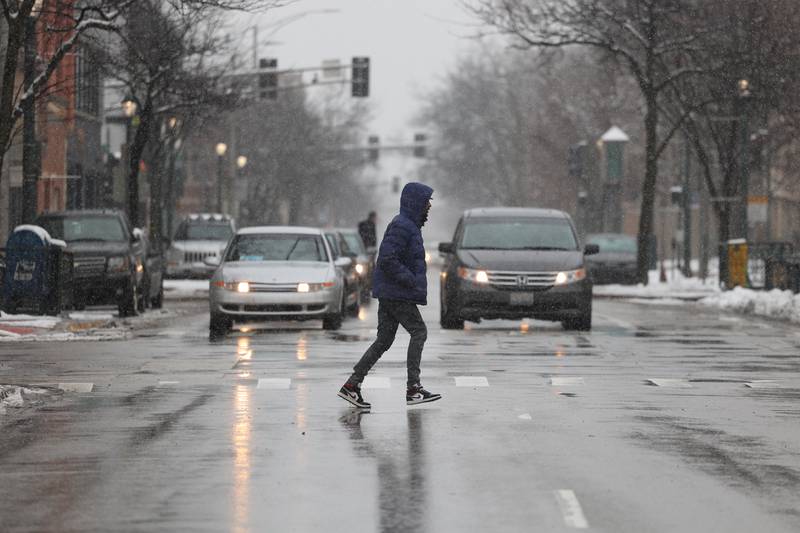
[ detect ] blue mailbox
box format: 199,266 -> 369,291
2,225 -> 73,315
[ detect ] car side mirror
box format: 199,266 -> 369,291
584,244 -> 600,255
204,256 -> 221,267
438,242 -> 455,254
334,257 -> 352,268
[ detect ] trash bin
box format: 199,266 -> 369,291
1,225 -> 73,316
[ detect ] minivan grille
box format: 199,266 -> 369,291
487,270 -> 559,288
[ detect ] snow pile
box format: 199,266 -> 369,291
700,287 -> 800,324
0,312 -> 62,329
0,385 -> 52,414
164,280 -> 209,299
594,268 -> 719,300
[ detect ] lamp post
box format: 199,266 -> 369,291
21,0 -> 44,223
737,79 -> 752,241
165,117 -> 181,240
121,94 -> 139,225
215,142 -> 227,213
600,126 -> 630,233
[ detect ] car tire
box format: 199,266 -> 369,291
562,300 -> 592,331
323,312 -> 343,330
440,291 -> 464,330
347,289 -> 360,317
209,311 -> 232,338
151,281 -> 164,309
137,282 -> 147,313
118,281 -> 138,318
73,290 -> 86,311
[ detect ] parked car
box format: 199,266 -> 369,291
585,233 -> 638,285
438,207 -> 599,331
166,214 -> 235,278
323,229 -> 361,315
335,228 -> 374,299
207,226 -> 353,336
35,209 -> 145,316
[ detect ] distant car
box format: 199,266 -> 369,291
438,207 -> 599,331
207,226 -> 353,336
323,230 -> 361,315
35,209 -> 146,316
335,228 -> 374,299
166,214 -> 235,278
585,233 -> 638,285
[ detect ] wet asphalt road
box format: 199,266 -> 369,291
1,276 -> 800,532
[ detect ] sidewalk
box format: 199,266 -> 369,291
594,267 -> 800,324
0,308 -> 180,342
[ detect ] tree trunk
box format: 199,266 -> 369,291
127,97 -> 154,228
0,17 -> 25,189
636,88 -> 659,285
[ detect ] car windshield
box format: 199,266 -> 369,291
341,232 -> 366,255
174,222 -> 233,241
460,217 -> 578,250
37,215 -> 127,242
225,234 -> 329,262
587,234 -> 636,254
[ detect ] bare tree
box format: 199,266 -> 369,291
469,0 -> 712,283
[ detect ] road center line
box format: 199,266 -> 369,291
256,378 -> 291,390
550,377 -> 585,386
554,489 -> 589,529
362,376 -> 391,389
454,376 -> 489,387
57,383 -> 93,393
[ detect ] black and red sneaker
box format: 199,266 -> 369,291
406,385 -> 441,406
338,382 -> 371,409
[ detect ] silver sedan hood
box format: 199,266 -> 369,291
219,261 -> 334,283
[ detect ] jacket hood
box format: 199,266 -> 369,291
399,182 -> 434,225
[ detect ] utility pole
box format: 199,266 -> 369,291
682,133 -> 692,277
21,10 -> 40,224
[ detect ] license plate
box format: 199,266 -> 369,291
509,292 -> 533,306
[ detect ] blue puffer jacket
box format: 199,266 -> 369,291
372,182 -> 433,305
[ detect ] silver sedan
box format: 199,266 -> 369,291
207,226 -> 352,336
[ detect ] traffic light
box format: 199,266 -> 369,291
259,58 -> 278,99
352,57 -> 370,97
368,135 -> 379,162
392,176 -> 400,193
413,133 -> 427,158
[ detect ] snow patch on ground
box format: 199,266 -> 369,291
0,312 -> 62,328
0,385 -> 52,414
164,280 -> 209,299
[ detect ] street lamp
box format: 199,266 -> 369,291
737,79 -> 753,241
21,0 -> 45,223
215,142 -> 227,213
236,155 -> 248,169
121,94 -> 141,225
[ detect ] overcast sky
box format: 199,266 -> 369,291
234,0 -> 476,142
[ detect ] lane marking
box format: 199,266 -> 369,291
257,378 -> 291,390
593,312 -> 635,330
518,413 -> 532,421
454,376 -> 489,387
158,381 -> 180,386
57,383 -> 93,393
362,376 -> 391,389
646,378 -> 692,388
549,377 -> 585,386
744,380 -> 781,389
554,489 -> 589,529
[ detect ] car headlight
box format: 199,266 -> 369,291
554,268 -> 587,285
355,263 -> 365,275
457,266 -> 489,284
236,281 -> 250,293
107,256 -> 129,273
211,281 -> 251,292
297,281 -> 336,292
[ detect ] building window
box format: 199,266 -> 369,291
75,46 -> 100,116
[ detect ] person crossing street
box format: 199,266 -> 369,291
338,182 -> 441,409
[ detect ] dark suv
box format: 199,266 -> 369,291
35,209 -> 145,316
438,208 -> 599,331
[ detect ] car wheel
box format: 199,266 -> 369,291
73,290 -> 86,311
562,301 -> 592,331
118,281 -> 138,318
137,282 -> 147,313
209,311 -> 232,338
440,290 -> 464,330
347,289 -> 360,317
323,312 -> 343,330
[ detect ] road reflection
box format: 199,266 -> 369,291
296,334 -> 308,361
232,384 -> 251,533
237,336 -> 252,360
339,410 -> 430,532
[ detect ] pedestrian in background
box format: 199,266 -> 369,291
338,183 -> 441,409
358,211 -> 377,250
